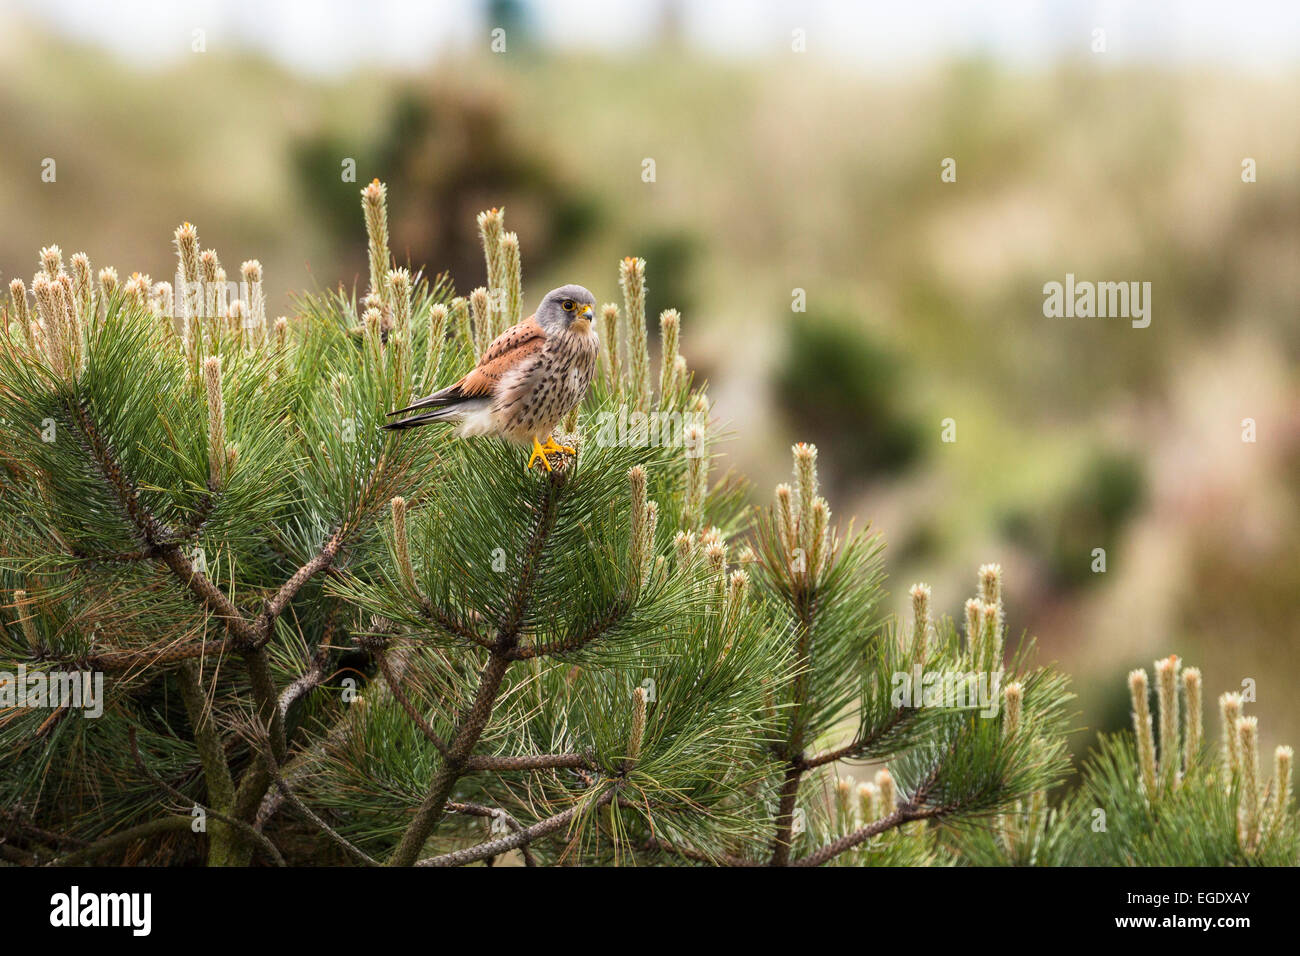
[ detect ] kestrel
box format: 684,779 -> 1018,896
384,284 -> 600,471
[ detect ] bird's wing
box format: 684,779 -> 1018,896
386,315 -> 546,417
458,315 -> 547,397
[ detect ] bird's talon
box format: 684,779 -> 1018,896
526,437 -> 553,472
538,436 -> 576,457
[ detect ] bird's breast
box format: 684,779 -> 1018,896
557,324 -> 599,351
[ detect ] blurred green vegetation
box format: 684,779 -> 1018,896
1001,450 -> 1146,591
293,85 -> 600,293
774,311 -> 924,488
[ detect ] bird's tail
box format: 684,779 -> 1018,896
382,396 -> 490,432
382,408 -> 456,431
385,383 -> 462,419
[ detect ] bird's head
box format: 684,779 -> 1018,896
537,284 -> 596,333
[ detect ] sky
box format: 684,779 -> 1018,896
9,0 -> 1300,75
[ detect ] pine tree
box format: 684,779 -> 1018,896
0,183 -> 1293,867
1054,659 -> 1297,865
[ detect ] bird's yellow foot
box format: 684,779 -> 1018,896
526,436 -> 553,472
539,436 -> 576,456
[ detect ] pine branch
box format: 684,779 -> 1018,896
493,476 -> 564,641
62,395 -> 260,646
769,765 -> 804,866
446,802 -> 537,866
255,726 -> 379,867
79,638 -> 229,671
793,804 -> 944,867
416,787 -> 616,868
420,600 -> 494,650
245,646 -> 287,760
795,762 -> 946,866
176,662 -> 236,809
465,753 -> 592,772
277,644 -> 331,722
127,728 -> 285,867
0,811 -> 86,862
769,581 -> 819,865
215,646 -> 297,857
639,834 -> 750,867
376,644 -> 450,756
70,382 -> 377,659
156,545 -> 259,646
254,698 -> 363,832
505,597 -> 633,660
797,706 -> 912,770
387,476 -> 564,865
65,394 -> 308,853
50,816 -> 198,866
254,532 -> 342,641
175,662 -> 238,863
58,392 -> 377,853
387,653 -> 512,866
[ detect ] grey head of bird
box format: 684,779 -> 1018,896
536,284 -> 597,333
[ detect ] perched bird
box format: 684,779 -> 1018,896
384,284 -> 600,471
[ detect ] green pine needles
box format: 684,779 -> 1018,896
0,183 -> 1295,867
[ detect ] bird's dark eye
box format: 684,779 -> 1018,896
562,300 -> 574,311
